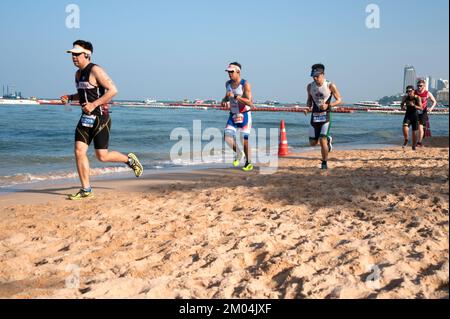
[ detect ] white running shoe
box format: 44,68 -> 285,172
327,136 -> 333,152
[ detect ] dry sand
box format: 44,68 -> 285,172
0,137 -> 448,299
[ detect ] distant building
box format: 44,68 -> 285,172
435,79 -> 449,105
436,79 -> 449,91
425,76 -> 435,91
436,89 -> 449,105
427,76 -> 436,91
403,65 -> 417,92
424,77 -> 430,90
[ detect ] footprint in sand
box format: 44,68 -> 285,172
58,245 -> 71,252
35,259 -> 48,267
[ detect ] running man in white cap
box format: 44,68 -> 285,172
61,40 -> 143,200
303,63 -> 342,170
221,62 -> 254,172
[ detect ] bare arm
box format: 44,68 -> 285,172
222,93 -> 230,102
304,84 -> 312,115
221,82 -> 232,108
415,96 -> 423,111
81,66 -> 118,114
60,72 -> 81,104
329,83 -> 342,108
61,93 -> 79,104
236,82 -> 254,108
70,71 -> 81,101
91,66 -> 118,107
221,96 -> 230,109
428,92 -> 437,113
306,84 -> 312,108
401,96 -> 407,111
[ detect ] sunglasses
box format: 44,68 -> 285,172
417,85 -> 424,87
72,52 -> 83,57
227,71 -> 235,74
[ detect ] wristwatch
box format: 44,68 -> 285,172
234,94 -> 240,100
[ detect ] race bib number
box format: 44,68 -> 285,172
313,112 -> 327,123
233,113 -> 244,124
80,114 -> 96,128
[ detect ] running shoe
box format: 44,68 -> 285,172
242,163 -> 254,172
68,189 -> 94,201
321,161 -> 328,170
402,140 -> 408,149
233,151 -> 244,167
416,142 -> 423,148
127,153 -> 144,178
327,136 -> 333,152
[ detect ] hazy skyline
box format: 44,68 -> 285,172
0,0 -> 448,102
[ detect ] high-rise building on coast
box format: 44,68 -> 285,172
403,65 -> 417,92
437,79 -> 448,91
427,76 -> 436,91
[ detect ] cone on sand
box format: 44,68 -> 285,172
278,120 -> 289,157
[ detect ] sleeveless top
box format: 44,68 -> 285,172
415,89 -> 428,115
226,79 -> 251,114
76,63 -> 108,116
404,95 -> 421,115
310,80 -> 333,124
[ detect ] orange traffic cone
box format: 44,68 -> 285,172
278,120 -> 289,157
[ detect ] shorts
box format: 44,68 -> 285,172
309,122 -> 331,141
418,112 -> 428,127
75,114 -> 111,149
403,113 -> 419,131
225,112 -> 252,138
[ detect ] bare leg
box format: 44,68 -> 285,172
320,137 -> 329,162
309,140 -> 319,147
75,142 -> 91,189
95,149 -> 129,163
412,130 -> 418,148
403,126 -> 409,141
418,125 -> 424,144
225,135 -> 238,154
243,138 -> 250,163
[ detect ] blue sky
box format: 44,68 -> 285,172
0,0 -> 448,102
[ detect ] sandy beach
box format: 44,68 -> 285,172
0,137 -> 448,299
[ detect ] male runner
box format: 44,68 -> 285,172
416,79 -> 437,147
401,85 -> 422,150
61,40 -> 143,200
303,64 -> 342,170
221,62 -> 254,172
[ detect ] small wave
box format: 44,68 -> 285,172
0,166 -> 131,188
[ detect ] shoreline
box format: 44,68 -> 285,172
0,136 -> 448,299
0,142 -> 401,195
0,139 -> 447,206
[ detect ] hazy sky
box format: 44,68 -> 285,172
0,0 -> 448,102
